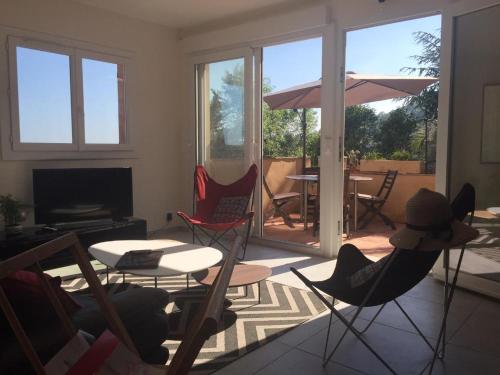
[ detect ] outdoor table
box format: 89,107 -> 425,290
286,174 -> 374,232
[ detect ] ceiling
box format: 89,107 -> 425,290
72,0 -> 317,31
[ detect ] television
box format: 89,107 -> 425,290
33,168 -> 133,225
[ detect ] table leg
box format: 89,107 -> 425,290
303,180 -> 308,230
154,277 -> 157,288
354,181 -> 359,232
258,281 -> 261,304
442,249 -> 450,355
186,273 -> 190,290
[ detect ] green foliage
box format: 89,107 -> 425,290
209,64 -> 245,159
0,194 -> 28,226
375,108 -> 417,158
363,151 -> 384,160
262,78 -> 320,163
390,149 -> 412,160
402,31 -> 440,122
344,105 -> 379,156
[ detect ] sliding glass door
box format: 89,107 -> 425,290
194,50 -> 254,184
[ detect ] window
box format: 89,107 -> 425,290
7,36 -> 129,155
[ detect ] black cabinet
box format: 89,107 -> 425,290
0,218 -> 147,269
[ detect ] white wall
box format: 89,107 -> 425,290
0,0 -> 182,231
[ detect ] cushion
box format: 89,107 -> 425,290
349,254 -> 390,288
0,270 -> 82,327
210,196 -> 249,223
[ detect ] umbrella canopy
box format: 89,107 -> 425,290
263,73 -> 438,110
262,73 -> 438,172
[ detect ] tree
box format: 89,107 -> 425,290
401,30 -> 441,170
262,78 -> 319,162
209,64 -> 245,158
376,108 -> 417,158
344,105 -> 379,157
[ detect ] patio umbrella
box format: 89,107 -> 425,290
263,73 -> 438,170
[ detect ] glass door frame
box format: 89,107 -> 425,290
189,24 -> 344,259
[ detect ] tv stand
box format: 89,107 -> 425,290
0,218 -> 147,270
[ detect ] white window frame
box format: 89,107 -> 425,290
4,35 -> 134,159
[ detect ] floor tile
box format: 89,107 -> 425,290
299,320 -> 436,375
357,294 -> 473,340
449,298 -> 500,357
213,340 -> 293,375
255,348 -> 364,375
430,343 -> 500,375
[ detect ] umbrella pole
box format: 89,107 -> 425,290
301,108 -> 307,172
424,119 -> 429,174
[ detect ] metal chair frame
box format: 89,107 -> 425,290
291,248 -> 439,374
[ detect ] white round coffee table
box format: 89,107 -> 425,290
89,239 -> 223,287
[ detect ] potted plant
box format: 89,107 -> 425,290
0,194 -> 30,235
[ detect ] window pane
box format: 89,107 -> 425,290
16,47 -> 73,143
82,58 -> 124,144
208,58 -> 245,159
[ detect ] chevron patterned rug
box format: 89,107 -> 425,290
62,271 -> 328,374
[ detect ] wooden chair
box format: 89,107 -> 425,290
343,168 -> 352,238
262,175 -> 300,228
356,169 -> 398,230
0,233 -> 138,374
166,236 -> 239,374
303,167 -> 319,224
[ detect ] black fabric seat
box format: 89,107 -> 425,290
312,244 -> 440,307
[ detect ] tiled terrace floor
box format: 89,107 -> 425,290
157,229 -> 500,375
263,214 -> 402,260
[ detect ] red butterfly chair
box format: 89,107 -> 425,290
177,164 -> 258,260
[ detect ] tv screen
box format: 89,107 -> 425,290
33,168 -> 133,225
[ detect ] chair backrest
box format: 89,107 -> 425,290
303,167 -> 319,175
451,183 -> 475,224
0,233 -> 137,374
167,237 -> 240,375
194,164 -> 258,220
376,170 -> 398,200
262,174 -> 274,200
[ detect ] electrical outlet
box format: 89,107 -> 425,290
166,212 -> 173,222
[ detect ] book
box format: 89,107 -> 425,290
115,250 -> 163,270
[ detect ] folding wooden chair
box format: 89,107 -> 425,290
262,175 -> 300,228
356,169 -> 398,230
0,233 -> 138,374
166,236 -> 239,374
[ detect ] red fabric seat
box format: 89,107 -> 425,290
177,164 -> 258,259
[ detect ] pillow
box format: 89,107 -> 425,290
210,196 -> 250,223
0,270 -> 82,327
349,255 -> 390,288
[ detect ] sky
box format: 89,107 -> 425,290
17,47 -> 121,144
18,14 -> 441,144
264,14 -> 441,114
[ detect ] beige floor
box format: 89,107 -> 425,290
154,229 -> 500,375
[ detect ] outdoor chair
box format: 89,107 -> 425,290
304,167 -> 319,223
177,164 -> 258,260
343,168 -> 352,238
262,175 -> 300,228
355,169 -> 398,230
291,187 -> 478,374
166,237 -> 239,374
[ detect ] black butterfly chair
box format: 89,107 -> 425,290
291,184 -> 476,374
